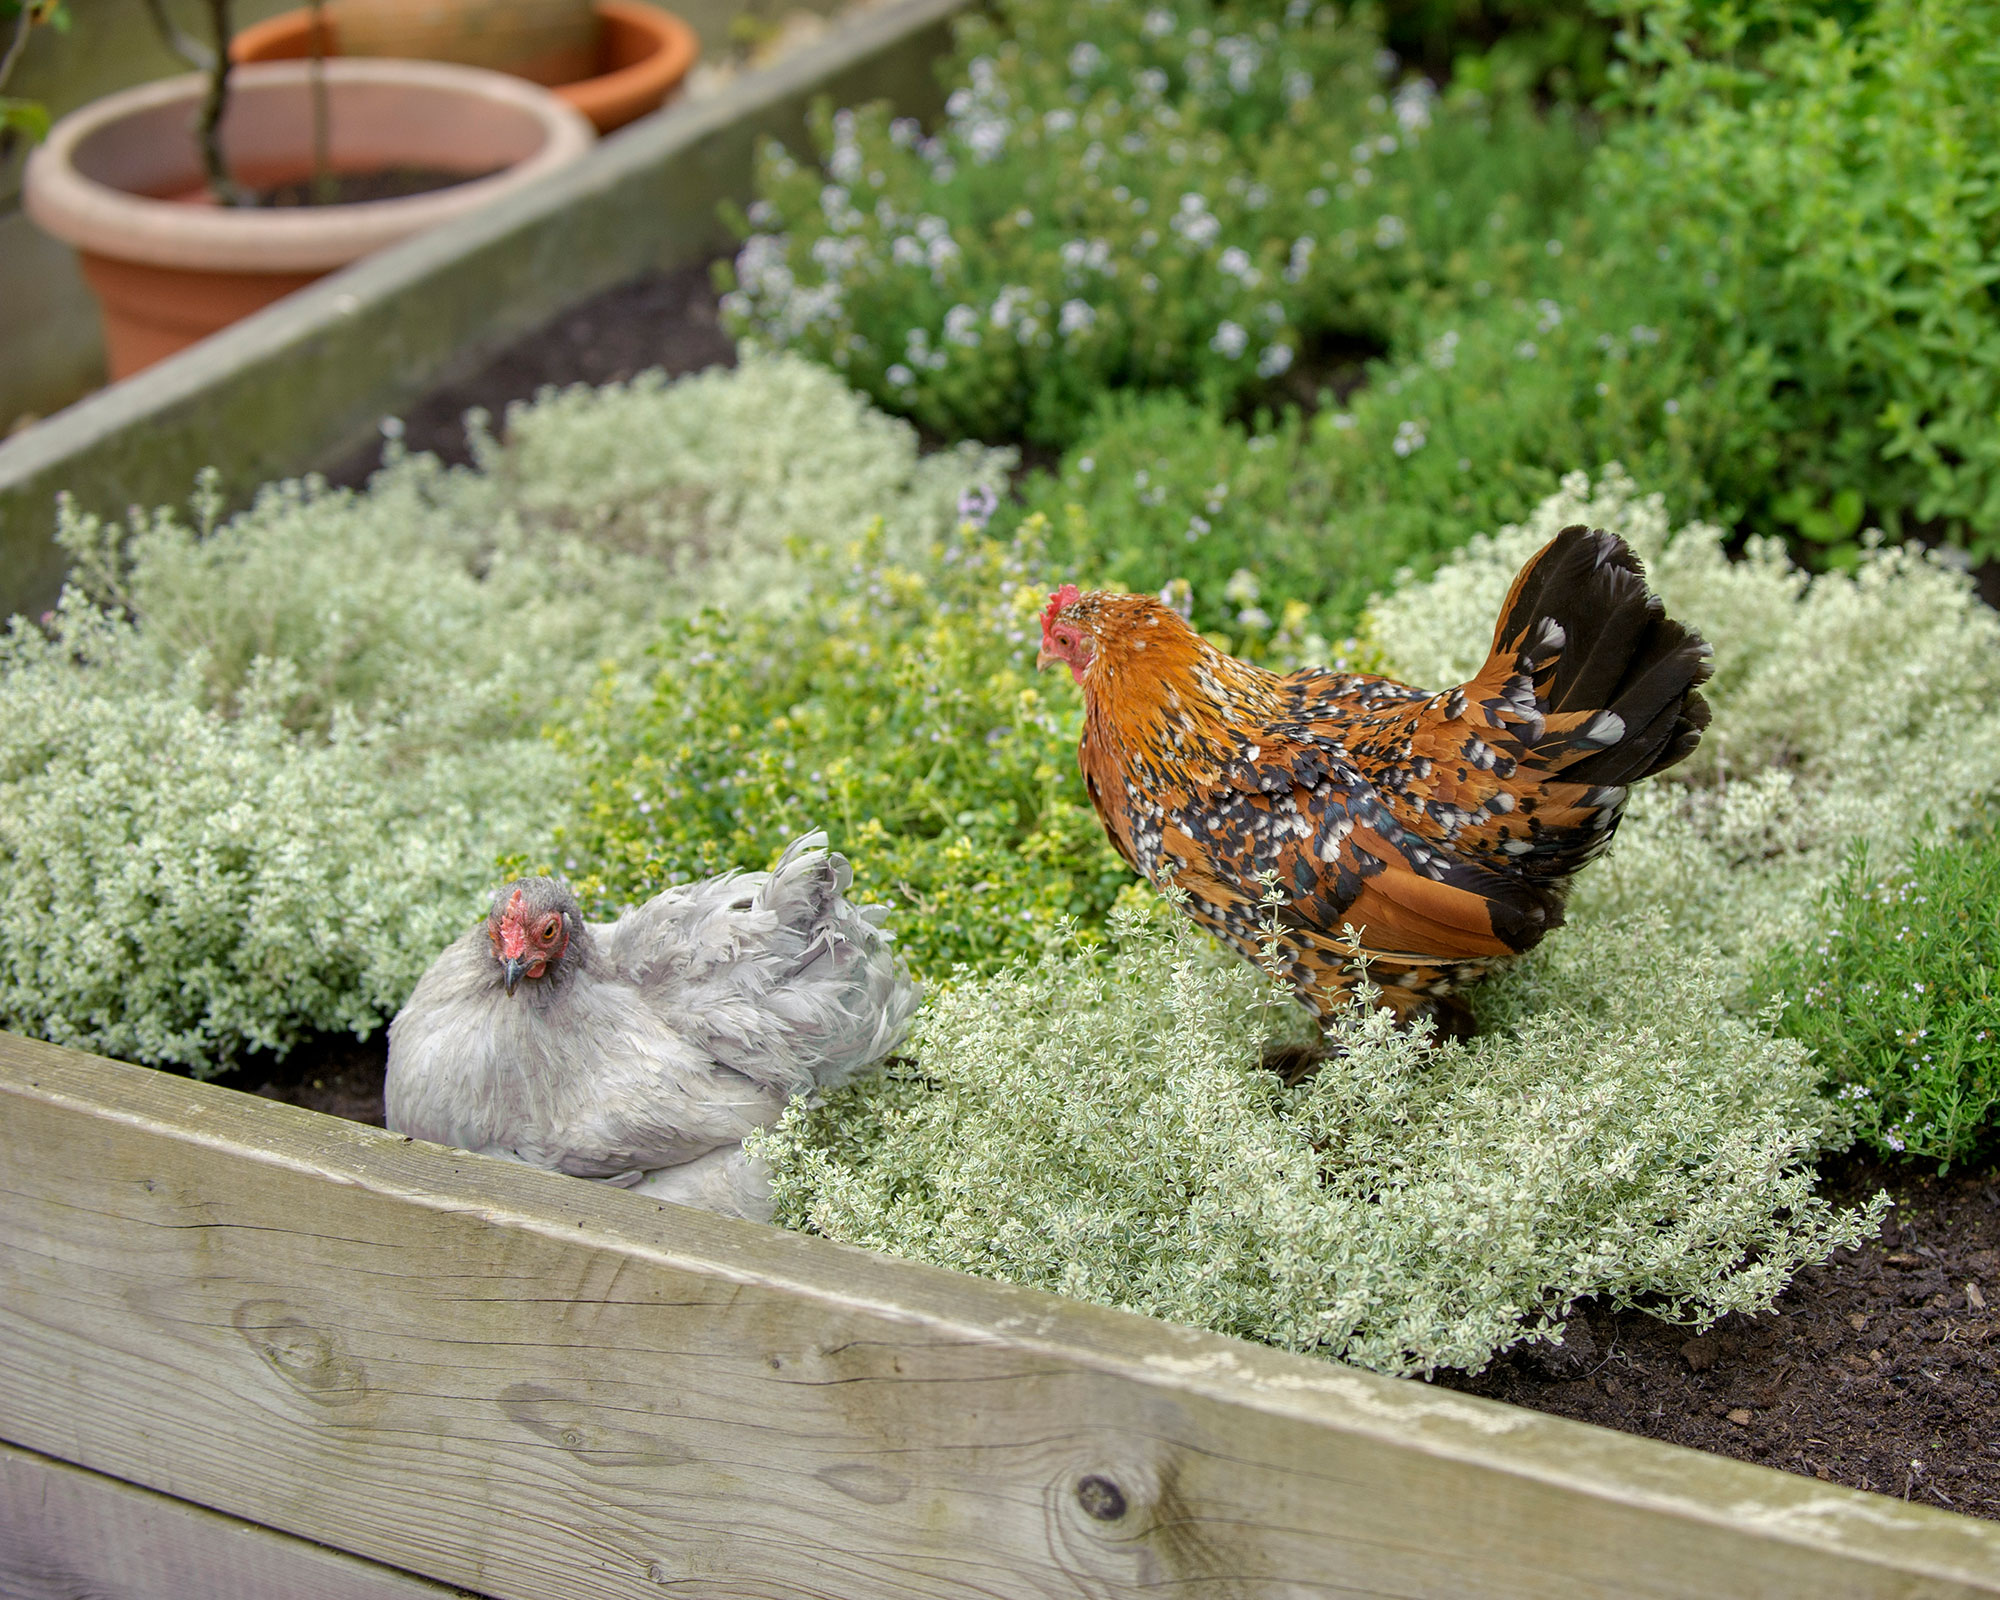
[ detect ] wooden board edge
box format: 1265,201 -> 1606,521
8,1027 -> 2000,1594
0,1439 -> 488,1600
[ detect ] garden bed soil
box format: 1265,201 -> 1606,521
322,261 -> 736,487
1441,1154 -> 2000,1520
223,1029 -> 2000,1522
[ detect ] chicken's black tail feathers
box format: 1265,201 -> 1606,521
1494,524 -> 1712,786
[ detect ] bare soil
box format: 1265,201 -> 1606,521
321,262 -> 736,488
254,166 -> 497,208
1439,1154 -> 2000,1519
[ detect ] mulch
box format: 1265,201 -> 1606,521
251,261 -> 2000,1521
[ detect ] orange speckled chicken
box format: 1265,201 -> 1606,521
1036,525 -> 1712,1028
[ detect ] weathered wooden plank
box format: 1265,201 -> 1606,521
2,1030 -> 1998,1600
0,1439 -> 487,1600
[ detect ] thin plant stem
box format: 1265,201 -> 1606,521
308,0 -> 332,204
195,0 -> 240,204
142,0 -> 241,204
0,5 -> 38,95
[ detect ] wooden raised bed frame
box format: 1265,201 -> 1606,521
5,1031 -> 2000,1598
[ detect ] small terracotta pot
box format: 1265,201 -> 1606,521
233,0 -> 699,135
23,59 -> 594,380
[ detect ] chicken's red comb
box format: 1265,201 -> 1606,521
1042,583 -> 1082,634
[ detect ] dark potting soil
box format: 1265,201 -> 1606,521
214,1030 -> 391,1127
253,166 -> 499,208
1436,1153 -> 2000,1520
320,262 -> 738,489
229,1026 -> 2000,1520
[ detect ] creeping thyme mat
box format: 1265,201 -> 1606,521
0,355 -> 1010,1072
755,899 -> 1885,1376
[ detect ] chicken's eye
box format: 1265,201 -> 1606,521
541,915 -> 563,941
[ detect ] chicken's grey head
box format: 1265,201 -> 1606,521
486,878 -> 582,996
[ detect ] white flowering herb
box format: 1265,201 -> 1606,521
0,359 -> 1009,1073
720,0 -> 1588,445
757,896 -> 1882,1376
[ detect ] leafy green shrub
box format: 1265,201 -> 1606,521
548,524 -> 1133,978
1755,832 -> 2000,1168
0,358 -> 1007,1072
1583,0 -> 2000,560
1015,281 -> 1771,636
724,0 -> 1590,445
757,893 -> 1883,1376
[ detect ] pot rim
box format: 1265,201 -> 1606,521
23,58 -> 596,273
233,1 -> 701,135
553,0 -> 701,132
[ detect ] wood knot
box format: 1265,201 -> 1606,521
1076,1474 -> 1127,1522
231,1300 -> 369,1407
497,1382 -> 691,1469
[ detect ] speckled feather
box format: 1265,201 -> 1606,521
1044,526 -> 1712,1023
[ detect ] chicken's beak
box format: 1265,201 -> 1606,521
502,957 -> 527,996
1035,644 -> 1058,671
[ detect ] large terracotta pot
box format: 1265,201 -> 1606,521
233,0 -> 700,135
23,59 -> 595,380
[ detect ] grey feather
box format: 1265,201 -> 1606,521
384,832 -> 919,1215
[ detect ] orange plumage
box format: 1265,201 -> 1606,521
1037,525 -> 1713,1027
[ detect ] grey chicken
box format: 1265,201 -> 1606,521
386,832 -> 918,1220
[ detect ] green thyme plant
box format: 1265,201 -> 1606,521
546,521 -> 1133,979
1754,831 -> 2000,1169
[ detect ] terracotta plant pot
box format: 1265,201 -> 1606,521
22,60 -> 594,381
233,1 -> 700,135
328,0 -> 600,87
